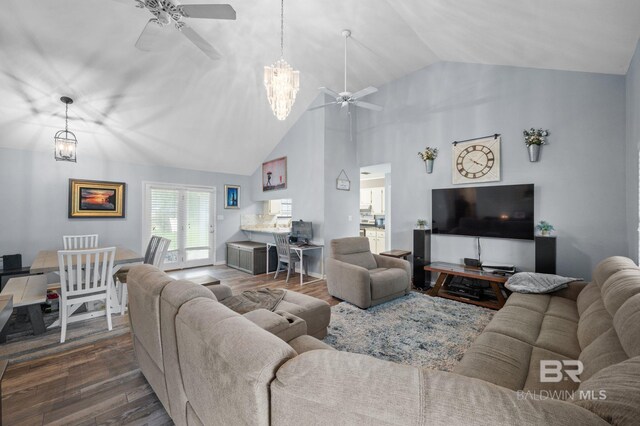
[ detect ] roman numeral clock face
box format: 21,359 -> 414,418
452,137 -> 501,184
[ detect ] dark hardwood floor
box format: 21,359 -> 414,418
2,266 -> 338,425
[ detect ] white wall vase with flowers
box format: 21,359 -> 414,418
418,147 -> 439,173
523,128 -> 549,162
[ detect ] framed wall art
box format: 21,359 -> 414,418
262,156 -> 287,192
224,184 -> 240,209
68,179 -> 126,218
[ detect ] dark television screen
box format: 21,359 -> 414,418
432,184 -> 534,240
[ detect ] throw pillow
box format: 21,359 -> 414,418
505,272 -> 581,294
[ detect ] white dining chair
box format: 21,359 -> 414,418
63,234 -> 99,250
115,236 -> 170,315
57,247 -> 116,343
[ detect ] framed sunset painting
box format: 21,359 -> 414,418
68,179 -> 126,218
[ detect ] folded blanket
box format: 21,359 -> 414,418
505,272 -> 581,294
220,288 -> 286,314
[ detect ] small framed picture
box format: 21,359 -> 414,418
224,185 -> 240,209
262,156 -> 287,191
69,179 -> 126,218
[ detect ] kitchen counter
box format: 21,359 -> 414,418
241,226 -> 291,233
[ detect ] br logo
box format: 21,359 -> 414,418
540,360 -> 583,383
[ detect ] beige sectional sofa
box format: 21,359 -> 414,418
128,257 -> 640,425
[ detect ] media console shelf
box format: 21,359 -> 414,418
424,262 -> 508,310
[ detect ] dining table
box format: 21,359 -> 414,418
30,246 -> 143,325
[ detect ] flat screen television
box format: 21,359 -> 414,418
432,184 -> 534,240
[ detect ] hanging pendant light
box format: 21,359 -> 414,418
54,96 -> 77,162
264,0 -> 299,121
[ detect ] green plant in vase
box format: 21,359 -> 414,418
523,128 -> 549,162
536,220 -> 555,236
416,219 -> 428,229
418,147 -> 438,173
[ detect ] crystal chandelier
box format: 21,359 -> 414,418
54,96 -> 78,162
264,0 -> 299,121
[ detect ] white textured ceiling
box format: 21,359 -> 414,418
1,0 -> 639,175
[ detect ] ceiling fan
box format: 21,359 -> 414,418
309,30 -> 383,112
129,0 -> 236,60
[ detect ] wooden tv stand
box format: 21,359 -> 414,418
424,262 -> 508,310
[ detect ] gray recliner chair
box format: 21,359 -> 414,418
326,237 -> 411,309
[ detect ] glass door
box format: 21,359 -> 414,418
145,183 -> 216,269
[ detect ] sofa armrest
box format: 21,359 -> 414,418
206,283 -> 233,301
550,280 -> 588,301
326,258 -> 371,308
373,254 -> 411,292
271,351 -> 608,426
287,335 -> 335,354
243,309 -> 307,342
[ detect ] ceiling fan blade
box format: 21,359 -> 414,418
308,102 -> 338,111
319,87 -> 341,98
179,4 -> 236,20
135,19 -> 166,51
354,100 -> 383,111
180,25 -> 221,60
351,86 -> 378,100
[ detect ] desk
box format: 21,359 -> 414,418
31,246 -> 143,321
266,243 -> 324,285
424,262 -> 508,310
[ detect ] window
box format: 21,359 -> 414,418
144,183 -> 216,269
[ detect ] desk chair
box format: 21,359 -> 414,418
273,233 -> 308,283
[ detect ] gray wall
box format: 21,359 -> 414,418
626,40 -> 640,263
248,102 -> 326,272
357,62 -> 628,279
323,99 -> 360,248
0,147 -> 252,266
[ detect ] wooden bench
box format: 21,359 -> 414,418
0,275 -> 48,341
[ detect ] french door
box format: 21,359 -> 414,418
143,182 -> 216,269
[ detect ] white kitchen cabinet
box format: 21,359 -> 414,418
371,188 -> 385,214
267,200 -> 281,215
360,189 -> 373,209
367,230 -> 386,254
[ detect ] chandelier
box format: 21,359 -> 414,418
54,96 -> 77,162
264,0 -> 299,121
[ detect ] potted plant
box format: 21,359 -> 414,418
416,219 -> 428,229
523,128 -> 549,162
418,147 -> 438,173
536,220 -> 555,236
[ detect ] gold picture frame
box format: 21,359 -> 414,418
68,179 -> 126,218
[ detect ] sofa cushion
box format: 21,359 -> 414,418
613,293 -> 640,358
275,290 -> 331,339
127,265 -> 175,374
523,347 -> 579,397
601,269 -> 640,317
577,282 -> 602,316
573,356 -> 640,426
369,268 -> 408,300
579,328 -> 629,381
330,237 -> 377,270
535,315 -> 581,359
592,256 -> 638,289
577,298 -> 613,350
483,305 -> 544,345
176,297 -> 296,426
454,331 -> 532,390
288,335 -> 335,354
545,297 -> 580,323
505,293 -> 551,314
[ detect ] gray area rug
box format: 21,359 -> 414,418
323,292 -> 495,371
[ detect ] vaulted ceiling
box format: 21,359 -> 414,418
1,0 -> 639,175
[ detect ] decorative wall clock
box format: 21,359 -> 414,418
452,135 -> 501,184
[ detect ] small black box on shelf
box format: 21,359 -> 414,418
2,254 -> 22,270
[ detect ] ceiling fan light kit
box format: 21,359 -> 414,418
264,0 -> 300,121
309,29 -> 382,113
54,96 -> 78,163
